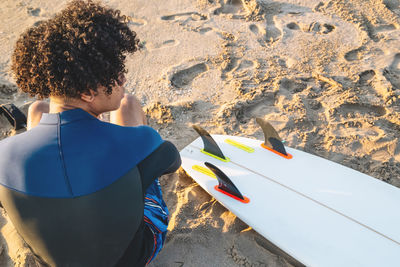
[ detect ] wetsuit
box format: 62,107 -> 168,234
0,108 -> 181,266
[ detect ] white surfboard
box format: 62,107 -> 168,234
180,122 -> 400,267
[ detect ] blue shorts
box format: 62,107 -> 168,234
143,178 -> 169,264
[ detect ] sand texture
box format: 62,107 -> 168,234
0,0 -> 400,266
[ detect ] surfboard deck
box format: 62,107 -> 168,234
180,133 -> 400,267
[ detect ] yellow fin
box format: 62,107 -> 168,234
200,149 -> 230,162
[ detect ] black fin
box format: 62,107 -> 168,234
204,162 -> 244,200
192,125 -> 226,160
256,118 -> 287,155
0,103 -> 27,130
268,137 -> 288,156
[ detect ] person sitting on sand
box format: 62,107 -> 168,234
0,1 -> 181,266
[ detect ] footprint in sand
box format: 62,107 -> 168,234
361,15 -> 398,42
213,0 -> 244,18
287,21 -> 335,34
345,47 -> 363,62
0,84 -> 18,98
198,27 -> 213,34
27,7 -> 41,16
189,26 -> 214,35
147,39 -> 180,51
286,22 -> 300,30
247,3 -> 282,46
249,24 -> 268,46
358,70 -> 376,84
374,24 -> 397,33
345,46 -> 384,62
279,78 -> 307,93
223,58 -> 257,79
365,22 -> 397,42
238,60 -> 256,70
389,53 -> 400,69
383,53 -> 400,89
249,24 -> 263,35
170,63 -> 208,88
161,12 -> 207,22
249,24 -> 259,34
344,46 -> 368,62
265,17 -> 282,44
230,91 -> 277,123
222,57 -> 239,75
249,22 -> 281,46
241,101 -> 275,120
336,103 -> 387,118
309,22 -> 335,34
127,17 -> 147,27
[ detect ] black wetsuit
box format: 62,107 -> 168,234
0,108 -> 181,266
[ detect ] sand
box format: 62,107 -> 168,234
0,0 -> 400,266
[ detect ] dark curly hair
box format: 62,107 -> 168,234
11,0 -> 139,99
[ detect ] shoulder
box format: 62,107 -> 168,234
0,130 -> 33,154
124,125 -> 163,152
107,124 -> 163,145
101,123 -> 164,159
127,125 -> 163,144
0,135 -> 15,158
0,127 -> 60,193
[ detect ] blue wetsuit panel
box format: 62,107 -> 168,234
0,109 -> 163,198
0,124 -> 69,196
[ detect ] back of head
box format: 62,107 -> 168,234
11,0 -> 139,99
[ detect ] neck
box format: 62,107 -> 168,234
49,97 -> 99,118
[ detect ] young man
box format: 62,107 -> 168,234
0,1 -> 181,266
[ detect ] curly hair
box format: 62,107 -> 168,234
11,0 -> 139,99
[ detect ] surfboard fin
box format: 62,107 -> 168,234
204,162 -> 249,203
256,118 -> 288,156
0,103 -> 27,130
192,125 -> 227,160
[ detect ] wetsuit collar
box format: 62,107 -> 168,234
40,108 -> 97,125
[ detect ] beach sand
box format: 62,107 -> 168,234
0,0 -> 400,266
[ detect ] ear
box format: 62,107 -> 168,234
80,90 -> 97,103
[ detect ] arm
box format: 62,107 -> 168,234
136,141 -> 181,192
